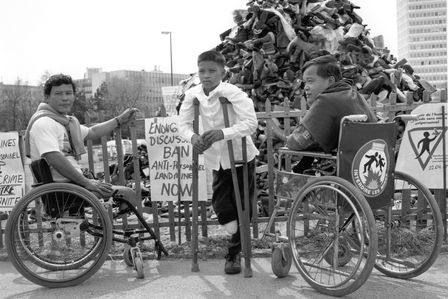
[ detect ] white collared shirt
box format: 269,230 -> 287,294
178,82 -> 259,171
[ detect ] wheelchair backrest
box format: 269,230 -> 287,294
30,159 -> 54,185
337,119 -> 397,209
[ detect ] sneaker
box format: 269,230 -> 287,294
224,253 -> 241,274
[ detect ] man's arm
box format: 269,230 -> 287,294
43,151 -> 113,195
86,108 -> 138,140
286,124 -> 319,151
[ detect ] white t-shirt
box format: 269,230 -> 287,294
29,117 -> 90,182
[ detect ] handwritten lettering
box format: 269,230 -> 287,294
0,186 -> 14,195
161,183 -> 192,197
147,122 -> 178,134
163,146 -> 190,159
0,139 -> 16,148
0,152 -> 20,159
0,196 -> 20,206
0,174 -> 24,184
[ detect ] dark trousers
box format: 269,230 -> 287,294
212,159 -> 255,256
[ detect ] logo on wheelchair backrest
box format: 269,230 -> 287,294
352,139 -> 390,197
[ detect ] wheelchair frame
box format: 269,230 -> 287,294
5,159 -> 168,288
261,115 -> 443,297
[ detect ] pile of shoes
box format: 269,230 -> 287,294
213,0 -> 438,212
215,0 -> 437,112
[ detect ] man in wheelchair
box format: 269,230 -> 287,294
25,74 -> 138,217
285,55 -> 376,172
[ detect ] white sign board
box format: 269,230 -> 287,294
0,132 -> 25,212
145,116 -> 207,201
161,86 -> 182,116
396,103 -> 448,188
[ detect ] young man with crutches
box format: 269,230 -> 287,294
178,50 -> 258,275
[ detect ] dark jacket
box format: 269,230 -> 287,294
302,80 -> 376,152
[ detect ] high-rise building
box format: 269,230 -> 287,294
397,0 -> 447,90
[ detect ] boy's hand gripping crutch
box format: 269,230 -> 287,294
219,97 -> 253,278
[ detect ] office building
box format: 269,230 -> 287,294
397,0 -> 447,89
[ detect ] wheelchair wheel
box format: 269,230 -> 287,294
288,177 -> 377,297
374,171 -> 443,279
5,183 -> 113,288
271,245 -> 292,278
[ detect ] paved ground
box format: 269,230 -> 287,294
1,252 -> 448,299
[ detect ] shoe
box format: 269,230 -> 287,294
225,253 -> 241,274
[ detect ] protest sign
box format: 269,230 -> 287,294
161,86 -> 182,116
145,116 -> 207,201
396,103 -> 447,188
0,132 -> 25,212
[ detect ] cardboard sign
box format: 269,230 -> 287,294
0,132 -> 25,212
161,86 -> 182,117
145,116 -> 207,201
396,103 -> 448,188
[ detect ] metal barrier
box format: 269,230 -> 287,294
1,90 -> 447,249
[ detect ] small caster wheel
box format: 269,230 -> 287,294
133,250 -> 145,279
271,245 -> 292,278
123,246 -> 134,267
324,237 -> 352,267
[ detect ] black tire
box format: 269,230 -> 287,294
5,183 -> 113,288
271,246 -> 292,278
123,246 -> 134,267
374,171 -> 443,279
288,177 -> 377,297
133,251 -> 145,279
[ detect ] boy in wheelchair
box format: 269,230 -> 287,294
25,74 -> 138,217
285,54 -> 376,171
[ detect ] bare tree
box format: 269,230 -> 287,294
104,76 -> 145,116
0,79 -> 41,131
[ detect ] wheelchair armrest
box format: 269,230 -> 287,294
394,114 -> 420,122
342,114 -> 368,122
278,147 -> 336,160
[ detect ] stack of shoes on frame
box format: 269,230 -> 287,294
214,0 -> 437,113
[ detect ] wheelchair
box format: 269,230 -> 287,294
263,115 -> 443,297
5,159 -> 168,288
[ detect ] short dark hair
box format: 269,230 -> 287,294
302,55 -> 342,81
197,50 -> 226,68
44,74 -> 76,97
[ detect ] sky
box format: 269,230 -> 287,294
0,0 -> 397,85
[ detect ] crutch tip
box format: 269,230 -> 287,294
191,264 -> 200,272
244,267 -> 253,278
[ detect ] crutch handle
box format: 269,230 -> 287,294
219,97 -> 231,105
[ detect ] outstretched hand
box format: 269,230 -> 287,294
117,108 -> 139,126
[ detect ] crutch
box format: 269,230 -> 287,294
191,97 -> 200,272
219,96 -> 253,278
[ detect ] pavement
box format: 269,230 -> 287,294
1,253 -> 448,299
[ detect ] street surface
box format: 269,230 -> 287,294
1,253 -> 448,299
